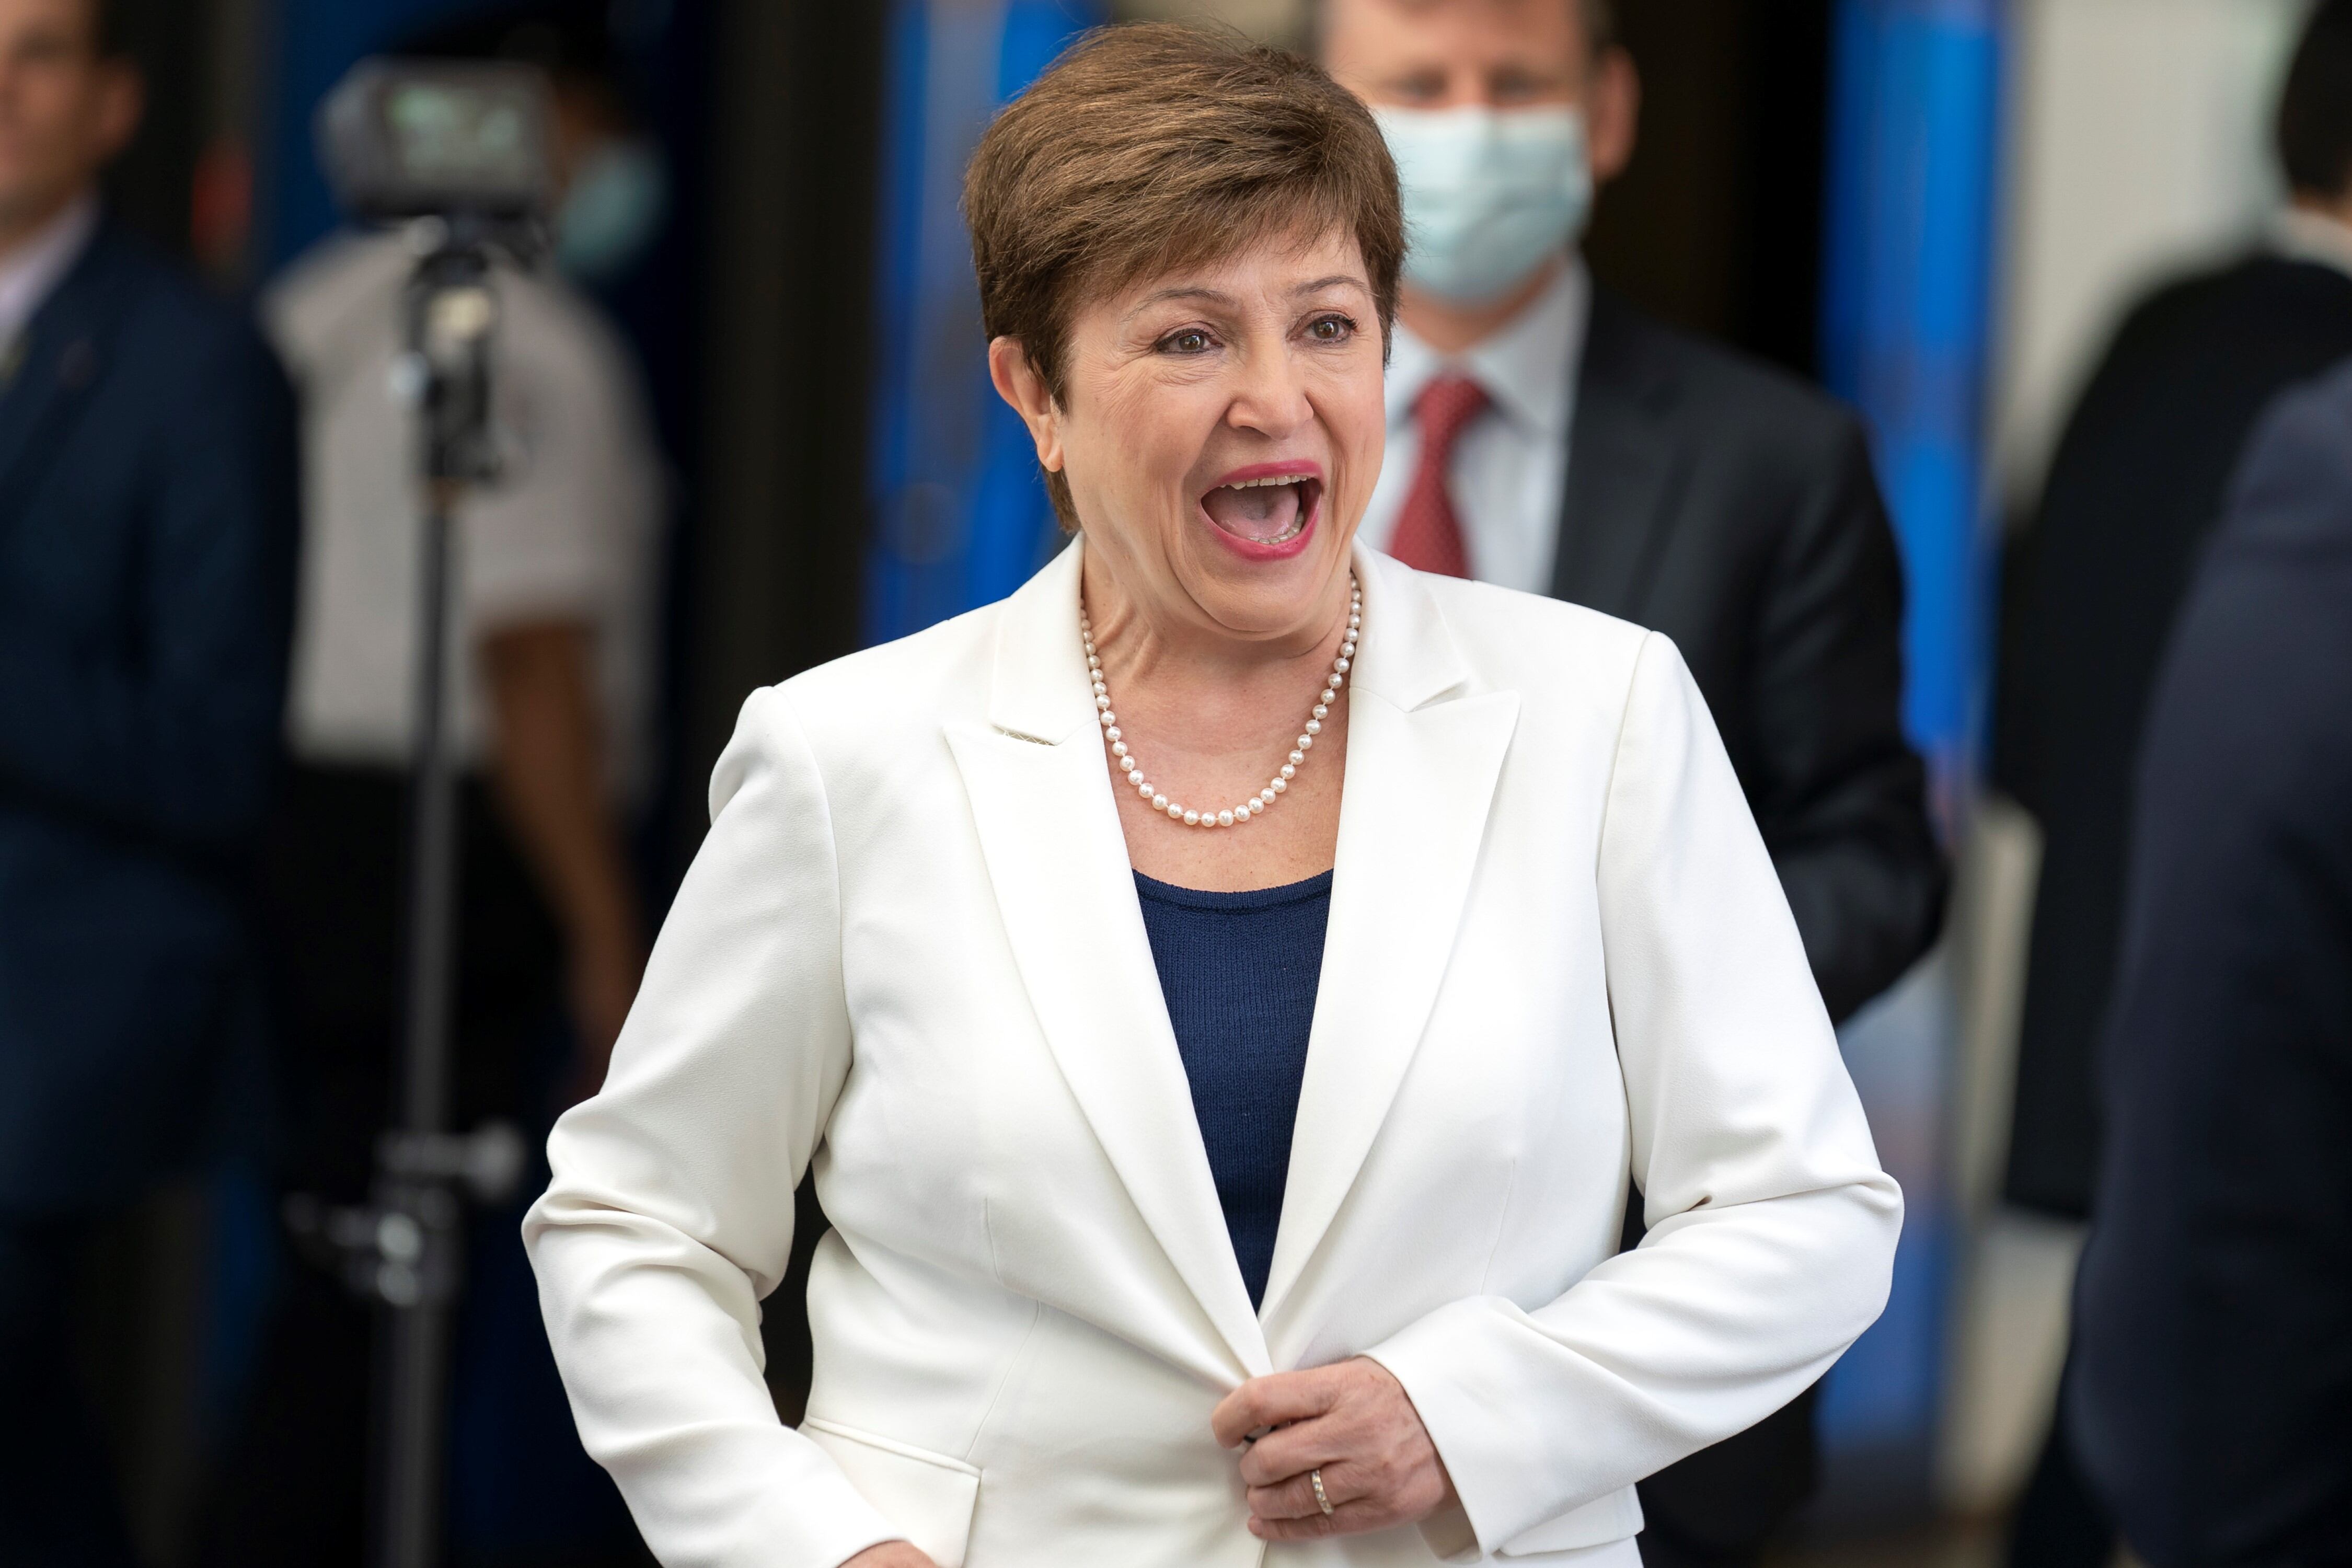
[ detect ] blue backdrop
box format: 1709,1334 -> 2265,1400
863,0 -> 1104,646
1815,0 -> 2005,1491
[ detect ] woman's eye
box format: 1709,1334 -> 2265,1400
1307,315 -> 1357,343
1161,329 -> 1215,355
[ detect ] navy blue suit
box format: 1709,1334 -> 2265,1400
0,220 -> 298,1212
2069,357 -> 2352,1567
0,216 -> 296,1564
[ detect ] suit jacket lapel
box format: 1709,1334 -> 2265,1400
945,541 -> 1270,1379
1259,551 -> 1519,1324
1551,291 -> 1689,620
0,228 -> 116,533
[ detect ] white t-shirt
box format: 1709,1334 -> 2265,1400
265,230 -> 663,802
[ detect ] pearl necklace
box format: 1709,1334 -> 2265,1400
1081,577 -> 1361,830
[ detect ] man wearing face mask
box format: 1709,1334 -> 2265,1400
1321,3 -> 1945,1566
199,7 -> 668,1563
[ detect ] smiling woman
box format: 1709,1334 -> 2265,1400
526,22 -> 1902,1568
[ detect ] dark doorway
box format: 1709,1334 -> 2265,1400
1585,0 -> 1836,380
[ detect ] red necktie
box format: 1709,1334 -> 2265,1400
1387,374 -> 1490,579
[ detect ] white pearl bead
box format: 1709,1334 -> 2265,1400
1138,779 -> 1153,795
1096,695 -> 1111,710
1298,735 -> 1313,750
1099,711 -> 1115,727
1217,810 -> 1234,827
1270,777 -> 1286,793
1280,764 -> 1295,779
1289,751 -> 1304,766
1312,705 -> 1328,719
1105,726 -> 1120,742
1152,794 -> 1169,811
1260,789 -> 1275,804
1333,659 -> 1349,674
1182,810 -> 1200,826
1304,720 -> 1321,735
1111,742 -> 1127,757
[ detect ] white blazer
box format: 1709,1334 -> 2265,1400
525,542 -> 1901,1568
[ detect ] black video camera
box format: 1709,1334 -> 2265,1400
318,59 -> 555,225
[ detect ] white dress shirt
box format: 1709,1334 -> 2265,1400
1359,256 -> 1590,594
0,193 -> 99,367
263,230 -> 665,801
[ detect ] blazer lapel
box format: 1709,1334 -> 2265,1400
944,541 -> 1271,1378
0,228 -> 117,535
1259,551 -> 1520,1323
1550,291 -> 1690,620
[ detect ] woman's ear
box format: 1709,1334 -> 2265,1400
988,337 -> 1065,476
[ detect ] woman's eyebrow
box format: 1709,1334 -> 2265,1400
1129,285 -> 1236,314
1293,274 -> 1369,297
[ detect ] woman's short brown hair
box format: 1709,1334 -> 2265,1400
965,21 -> 1404,414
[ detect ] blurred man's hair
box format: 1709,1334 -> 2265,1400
1316,0 -> 1619,62
2279,0 -> 2352,200
1583,0 -> 1617,54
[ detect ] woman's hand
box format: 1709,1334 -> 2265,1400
1210,1357 -> 1458,1540
843,1544 -> 937,1568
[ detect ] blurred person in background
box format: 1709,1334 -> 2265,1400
2066,355 -> 2352,1568
199,6 -> 665,1564
0,0 -> 298,1561
1994,5 -> 2352,1561
1319,2 -> 1944,1564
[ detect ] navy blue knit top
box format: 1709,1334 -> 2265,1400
1133,868 -> 1333,1309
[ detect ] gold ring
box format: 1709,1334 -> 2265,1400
1310,1467 -> 1334,1516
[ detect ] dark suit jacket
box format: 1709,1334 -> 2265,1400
1998,256 -> 2352,1218
0,219 -> 299,1214
1558,292 -> 1944,1025
2068,357 -> 2352,1568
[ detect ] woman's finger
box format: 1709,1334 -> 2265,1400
1247,1494 -> 1397,1542
1245,1460 -> 1358,1521
1210,1366 -> 1345,1449
1237,1412 -> 1358,1489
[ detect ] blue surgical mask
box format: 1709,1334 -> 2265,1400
1375,106 -> 1593,305
556,139 -> 668,284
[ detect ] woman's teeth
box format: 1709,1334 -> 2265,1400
1203,476 -> 1310,543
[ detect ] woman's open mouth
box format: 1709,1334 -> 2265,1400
1200,468 -> 1323,557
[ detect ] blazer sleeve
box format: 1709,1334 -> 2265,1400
1366,632 -> 1903,1558
1747,418 -> 1946,1022
524,687 -> 898,1568
0,318 -> 298,858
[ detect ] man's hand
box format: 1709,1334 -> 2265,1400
1211,1357 -> 1458,1540
843,1544 -> 936,1568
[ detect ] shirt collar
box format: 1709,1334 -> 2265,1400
2274,206 -> 2352,282
1385,253 -> 1590,438
0,192 -> 100,355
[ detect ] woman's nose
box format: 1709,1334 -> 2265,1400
1225,349 -> 1313,440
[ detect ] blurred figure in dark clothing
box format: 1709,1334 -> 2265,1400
1997,6 -> 2352,1562
0,0 -> 299,1561
2068,355 -> 2352,1568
